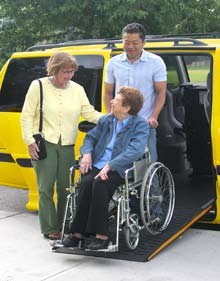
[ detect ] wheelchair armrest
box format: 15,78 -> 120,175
69,163 -> 80,173
78,121 -> 96,132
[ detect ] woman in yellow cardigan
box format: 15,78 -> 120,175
21,51 -> 103,240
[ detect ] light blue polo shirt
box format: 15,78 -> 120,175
105,50 -> 167,119
93,117 -> 130,169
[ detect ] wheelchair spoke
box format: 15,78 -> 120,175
124,215 -> 140,250
140,162 -> 175,235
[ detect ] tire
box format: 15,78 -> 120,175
61,187 -> 79,237
140,162 -> 175,235
124,214 -> 140,250
62,195 -> 74,235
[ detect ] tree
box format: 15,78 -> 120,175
0,0 -> 148,64
0,0 -> 220,66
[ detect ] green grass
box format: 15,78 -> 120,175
167,67 -> 209,85
188,68 -> 209,83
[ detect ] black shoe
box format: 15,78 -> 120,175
87,238 -> 109,250
62,235 -> 83,248
44,232 -> 60,240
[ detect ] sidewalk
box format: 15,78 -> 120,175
0,185 -> 220,281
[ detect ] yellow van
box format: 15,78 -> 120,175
0,36 -> 220,236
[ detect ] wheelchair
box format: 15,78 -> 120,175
55,151 -> 175,252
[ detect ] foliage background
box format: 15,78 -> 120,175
0,0 -> 220,65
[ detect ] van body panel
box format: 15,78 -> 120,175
0,48 -> 112,210
0,38 -> 218,225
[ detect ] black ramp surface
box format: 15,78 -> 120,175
54,172 -> 216,262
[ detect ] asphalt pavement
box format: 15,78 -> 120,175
0,185 -> 220,281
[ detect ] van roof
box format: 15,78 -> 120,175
10,34 -> 220,58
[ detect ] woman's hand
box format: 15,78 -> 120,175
95,164 -> 110,181
80,153 -> 92,174
28,142 -> 39,160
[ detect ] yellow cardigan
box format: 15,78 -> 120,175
21,77 -> 103,146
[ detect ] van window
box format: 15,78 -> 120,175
183,55 -> 211,85
161,55 -> 181,89
161,54 -> 211,87
74,55 -> 103,111
0,55 -> 104,112
0,58 -> 48,112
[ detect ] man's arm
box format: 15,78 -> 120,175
148,81 -> 167,128
104,82 -> 115,113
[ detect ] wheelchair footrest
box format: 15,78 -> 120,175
84,242 -> 118,252
52,240 -> 119,253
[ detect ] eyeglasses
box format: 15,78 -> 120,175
61,69 -> 75,74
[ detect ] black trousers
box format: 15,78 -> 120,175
70,167 -> 124,236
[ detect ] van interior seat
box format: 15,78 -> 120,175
181,83 -> 213,175
157,89 -> 187,173
157,89 -> 184,142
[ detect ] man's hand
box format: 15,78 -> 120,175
147,117 -> 158,128
80,153 -> 92,174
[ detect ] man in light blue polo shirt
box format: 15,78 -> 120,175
104,22 -> 167,162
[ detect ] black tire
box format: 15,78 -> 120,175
140,162 -> 175,235
124,214 -> 140,250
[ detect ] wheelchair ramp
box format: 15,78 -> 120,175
53,172 -> 216,262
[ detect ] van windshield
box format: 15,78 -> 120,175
0,55 -> 104,112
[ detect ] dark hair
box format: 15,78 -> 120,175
47,51 -> 78,75
122,23 -> 146,42
118,86 -> 144,115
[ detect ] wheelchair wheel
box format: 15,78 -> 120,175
124,214 -> 140,250
61,188 -> 79,237
140,162 -> 175,235
61,194 -> 74,235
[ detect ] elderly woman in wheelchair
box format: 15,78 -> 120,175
59,86 -> 175,251
61,86 -> 150,250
